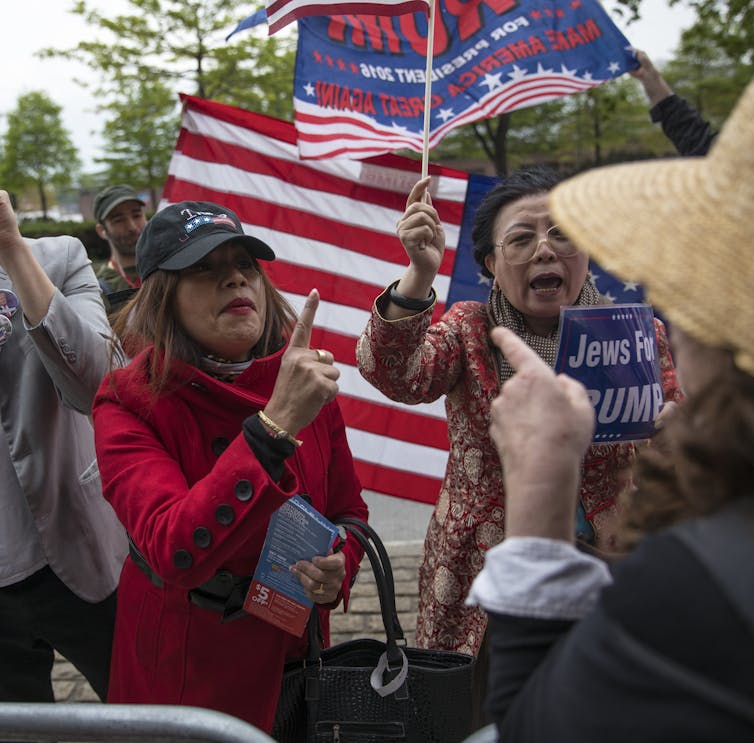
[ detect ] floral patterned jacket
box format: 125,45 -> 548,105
356,291 -> 682,654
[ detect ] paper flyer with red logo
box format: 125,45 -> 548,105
244,495 -> 339,636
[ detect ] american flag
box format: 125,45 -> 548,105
293,0 -> 637,159
266,0 -> 429,35
163,94 -> 471,505
588,264 -> 645,306
162,95 -> 647,504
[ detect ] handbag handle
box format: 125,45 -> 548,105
301,519 -> 410,696
335,518 -> 404,643
336,520 -> 404,646
335,519 -> 410,696
336,519 -> 395,595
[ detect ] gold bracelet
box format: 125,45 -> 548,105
258,411 -> 303,447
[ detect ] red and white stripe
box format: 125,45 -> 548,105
266,0 -> 429,34
294,71 -> 601,160
163,94 -> 469,504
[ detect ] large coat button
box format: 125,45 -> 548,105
214,570 -> 233,587
193,527 -> 212,548
211,436 -> 230,456
234,479 -> 253,502
215,504 -> 235,525
173,549 -> 193,569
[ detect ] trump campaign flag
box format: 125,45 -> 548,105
163,93 -> 486,504
294,0 -> 638,159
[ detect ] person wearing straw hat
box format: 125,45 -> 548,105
467,78 -> 754,741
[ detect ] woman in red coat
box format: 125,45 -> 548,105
92,201 -> 368,733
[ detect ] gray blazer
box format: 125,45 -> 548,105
0,236 -> 126,602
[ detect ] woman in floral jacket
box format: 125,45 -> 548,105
356,168 -> 681,664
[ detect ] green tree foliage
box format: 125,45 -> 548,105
40,0 -> 296,187
97,79 -> 179,207
553,75 -> 677,170
43,0 -> 296,110
662,16 -> 751,125
614,0 -> 753,68
211,32 -> 297,119
0,92 -> 80,218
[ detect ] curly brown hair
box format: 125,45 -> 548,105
110,264 -> 298,397
617,360 -> 754,549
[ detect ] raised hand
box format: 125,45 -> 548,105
397,176 -> 445,281
629,49 -> 673,105
0,189 -> 56,325
383,177 -> 446,320
264,288 -> 340,436
490,327 -> 595,540
0,191 -> 26,259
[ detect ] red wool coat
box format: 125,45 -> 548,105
93,344 -> 368,733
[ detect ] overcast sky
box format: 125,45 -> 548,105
1,1 -> 697,171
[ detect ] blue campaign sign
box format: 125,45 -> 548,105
554,304 -> 662,442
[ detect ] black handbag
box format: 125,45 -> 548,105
272,518 -> 476,742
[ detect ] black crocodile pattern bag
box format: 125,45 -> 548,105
272,518 -> 476,742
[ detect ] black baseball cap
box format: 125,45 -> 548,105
94,185 -> 145,223
136,201 -> 275,281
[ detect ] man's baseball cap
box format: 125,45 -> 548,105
136,201 -> 275,281
93,185 -> 145,223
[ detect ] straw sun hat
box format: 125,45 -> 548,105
550,77 -> 754,376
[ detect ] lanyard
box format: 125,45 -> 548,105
109,259 -> 141,289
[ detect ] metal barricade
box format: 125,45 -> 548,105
0,703 -> 274,742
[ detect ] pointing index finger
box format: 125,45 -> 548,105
491,327 -> 553,377
289,289 -> 319,349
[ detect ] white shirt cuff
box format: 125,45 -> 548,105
466,537 -> 613,620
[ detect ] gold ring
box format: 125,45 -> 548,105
315,349 -> 327,363
313,583 -> 325,595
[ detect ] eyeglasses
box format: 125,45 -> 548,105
495,225 -> 578,265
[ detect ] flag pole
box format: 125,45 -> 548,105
420,0 -> 436,180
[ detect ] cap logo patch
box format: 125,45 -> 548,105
180,208 -> 237,235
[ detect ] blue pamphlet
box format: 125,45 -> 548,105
554,304 -> 663,442
244,495 -> 339,636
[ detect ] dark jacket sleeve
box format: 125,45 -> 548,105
487,535 -> 754,743
650,94 -> 718,157
243,412 -> 295,482
486,613 -> 574,726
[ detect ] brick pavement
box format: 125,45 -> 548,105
52,540 -> 424,704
